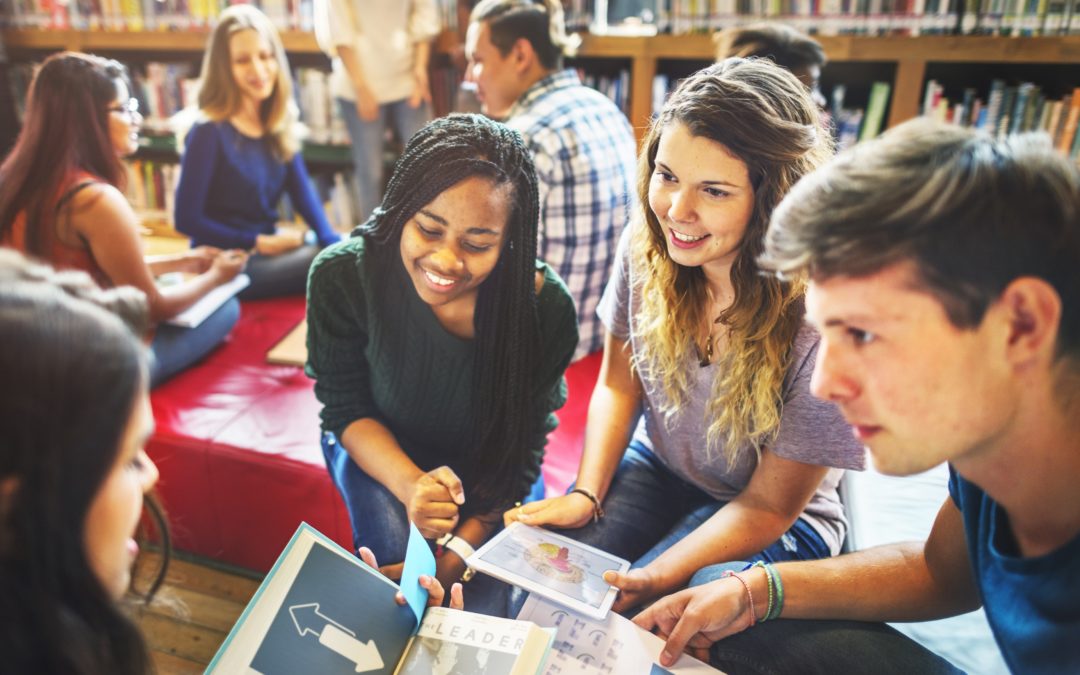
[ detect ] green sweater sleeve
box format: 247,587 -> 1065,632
520,264 -> 580,494
305,238 -> 379,440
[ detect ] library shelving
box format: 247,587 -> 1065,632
6,28 -> 1080,140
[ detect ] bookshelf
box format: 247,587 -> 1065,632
5,29 -> 1080,138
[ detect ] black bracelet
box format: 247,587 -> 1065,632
570,487 -> 605,523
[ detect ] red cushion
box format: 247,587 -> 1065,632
149,296 -> 600,572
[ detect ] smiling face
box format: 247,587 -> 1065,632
648,121 -> 756,279
107,80 -> 141,157
83,388 -> 159,600
465,21 -> 527,119
229,28 -> 278,105
806,261 -> 1016,476
399,175 -> 512,311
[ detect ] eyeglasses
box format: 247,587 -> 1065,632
108,98 -> 140,119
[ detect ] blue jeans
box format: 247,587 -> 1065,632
321,431 -> 543,616
149,297 -> 240,388
239,244 -> 321,300
567,442 -> 831,566
337,97 -> 430,223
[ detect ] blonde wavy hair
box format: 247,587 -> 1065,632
633,58 -> 833,467
195,4 -> 302,159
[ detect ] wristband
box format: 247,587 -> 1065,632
436,533 -> 477,582
570,487 -> 605,523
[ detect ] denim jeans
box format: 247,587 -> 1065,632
149,296 -> 240,388
321,431 -> 543,616
239,243 -> 321,300
566,442 -> 831,567
706,615 -> 964,674
337,97 -> 430,223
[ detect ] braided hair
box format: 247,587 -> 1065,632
359,113 -> 542,514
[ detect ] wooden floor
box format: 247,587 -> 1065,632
129,551 -> 262,674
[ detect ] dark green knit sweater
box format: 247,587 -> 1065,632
305,236 -> 579,499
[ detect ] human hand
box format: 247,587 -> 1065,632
355,82 -> 379,121
209,249 -> 248,282
503,491 -> 595,529
405,466 -> 465,539
435,549 -> 469,593
358,547 -> 463,610
255,229 -> 304,256
184,246 -> 222,274
602,565 -> 670,613
632,576 -> 754,668
409,68 -> 431,109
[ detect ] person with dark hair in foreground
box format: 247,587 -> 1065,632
306,113 -> 578,615
635,118 -> 1080,674
0,249 -> 167,675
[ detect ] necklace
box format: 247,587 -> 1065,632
698,315 -> 724,368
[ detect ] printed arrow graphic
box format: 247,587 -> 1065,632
289,603 -> 385,673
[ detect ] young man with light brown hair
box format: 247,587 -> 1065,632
633,118 -> 1080,674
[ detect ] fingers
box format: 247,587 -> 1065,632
428,466 -> 465,505
660,610 -> 704,667
448,582 -> 464,611
358,546 -> 378,569
379,562 -> 404,581
419,574 -> 445,608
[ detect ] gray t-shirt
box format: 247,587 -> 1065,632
596,225 -> 865,554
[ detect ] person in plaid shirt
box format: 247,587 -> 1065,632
466,0 -> 637,360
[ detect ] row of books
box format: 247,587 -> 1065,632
579,67 -> 633,114
1,0 -> 460,33
124,155 -> 360,230
832,81 -> 893,148
923,79 -> 1080,156
562,0 -> 1080,36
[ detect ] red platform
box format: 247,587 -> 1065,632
148,296 -> 600,572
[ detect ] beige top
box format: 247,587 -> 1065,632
324,0 -> 440,104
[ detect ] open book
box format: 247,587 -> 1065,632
164,273 -> 250,328
207,522 -> 553,675
517,594 -> 722,674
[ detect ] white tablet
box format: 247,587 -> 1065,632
467,522 -> 629,620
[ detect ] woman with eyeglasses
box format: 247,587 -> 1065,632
0,52 -> 249,387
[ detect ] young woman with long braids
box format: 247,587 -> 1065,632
306,113 -> 578,613
508,59 -> 865,612
0,52 -> 248,387
175,5 -> 340,299
0,250 -> 169,674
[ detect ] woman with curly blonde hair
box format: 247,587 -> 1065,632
508,58 -> 864,612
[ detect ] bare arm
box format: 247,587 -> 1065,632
71,185 -> 244,324
610,451 -> 828,610
634,496 -> 981,666
507,331 -> 642,527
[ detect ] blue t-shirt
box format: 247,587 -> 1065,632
948,466 -> 1080,672
175,120 -> 340,250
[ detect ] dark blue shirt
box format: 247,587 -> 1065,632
948,466 -> 1080,673
175,120 -> 341,250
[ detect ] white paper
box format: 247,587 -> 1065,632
165,273 -> 250,328
517,595 -> 723,675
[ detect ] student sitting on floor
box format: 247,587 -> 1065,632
306,113 -> 578,616
0,52 -> 248,388
506,59 -> 865,614
635,119 -> 1080,675
175,5 -> 341,300
0,250 -> 167,674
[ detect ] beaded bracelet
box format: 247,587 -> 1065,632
745,561 -> 785,622
750,562 -> 774,621
721,570 -> 755,629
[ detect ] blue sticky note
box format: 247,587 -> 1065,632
399,522 -> 436,628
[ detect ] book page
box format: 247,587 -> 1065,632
395,607 -> 546,675
517,595 -> 722,675
207,523 -> 416,675
164,273 -> 250,328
